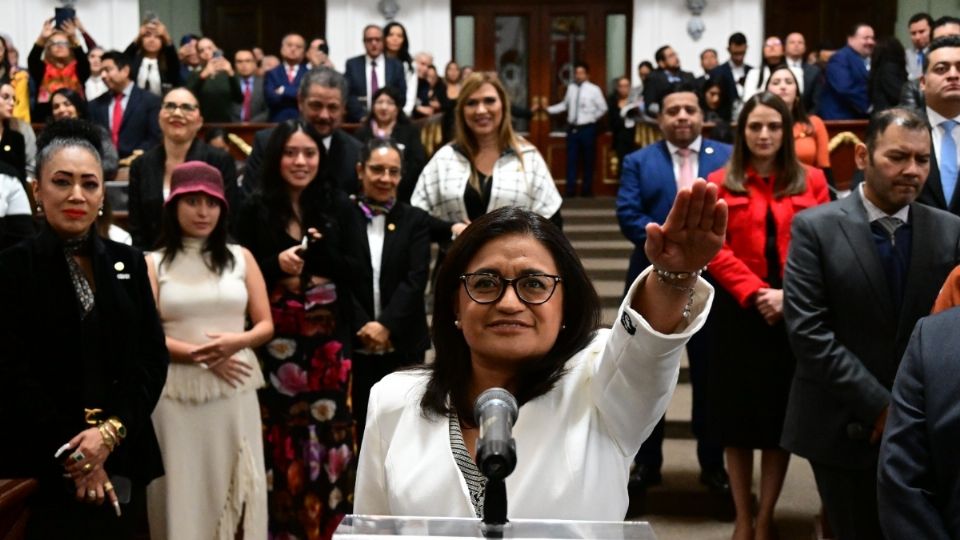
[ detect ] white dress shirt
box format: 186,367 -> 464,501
666,136 -> 703,185
137,57 -> 162,95
859,183 -> 910,224
742,65 -> 805,101
926,106 -> 960,177
367,214 -> 386,319
85,76 -> 108,101
547,80 -> 608,126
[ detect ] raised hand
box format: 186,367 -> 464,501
644,179 -> 727,273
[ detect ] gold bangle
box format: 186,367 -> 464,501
98,423 -> 116,452
106,417 -> 127,440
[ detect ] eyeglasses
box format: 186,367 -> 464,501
161,102 -> 199,114
366,164 -> 401,179
460,272 -> 562,305
364,37 -> 383,43
48,40 -> 70,48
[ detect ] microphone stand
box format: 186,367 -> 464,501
481,478 -> 508,537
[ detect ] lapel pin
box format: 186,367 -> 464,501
117,273 -> 131,280
705,147 -> 714,155
387,223 -> 396,231
114,262 -> 125,272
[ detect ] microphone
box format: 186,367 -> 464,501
473,388 -> 519,481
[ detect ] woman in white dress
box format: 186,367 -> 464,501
144,161 -> 273,539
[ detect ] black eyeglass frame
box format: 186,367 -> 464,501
459,272 -> 563,305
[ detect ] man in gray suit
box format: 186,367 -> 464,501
232,49 -> 268,122
782,107 -> 960,539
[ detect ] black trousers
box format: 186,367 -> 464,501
811,457 -> 884,540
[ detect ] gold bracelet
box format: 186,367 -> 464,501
106,417 -> 127,441
98,423 -> 116,452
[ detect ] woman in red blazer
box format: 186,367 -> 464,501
705,92 -> 829,540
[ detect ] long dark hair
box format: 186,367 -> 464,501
764,64 -> 811,127
156,193 -> 234,274
363,86 -> 411,126
421,207 -> 601,425
699,78 -> 732,123
257,118 -> 333,231
725,92 -> 806,197
48,88 -> 90,122
0,36 -> 11,85
382,22 -> 413,67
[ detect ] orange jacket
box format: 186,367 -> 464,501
707,165 -> 830,307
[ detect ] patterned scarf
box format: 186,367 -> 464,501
63,231 -> 95,318
38,60 -> 82,103
357,196 -> 394,221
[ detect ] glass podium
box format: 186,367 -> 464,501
335,515 -> 657,540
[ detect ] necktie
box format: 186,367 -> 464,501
242,79 -> 252,121
572,84 -> 581,125
287,65 -> 296,83
940,119 -> 958,205
917,50 -> 925,70
111,93 -> 123,148
370,60 -> 380,97
677,147 -> 694,190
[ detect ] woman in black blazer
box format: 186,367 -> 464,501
0,120 -> 167,538
123,18 -> 183,94
342,138 -> 432,442
127,88 -> 237,249
354,86 -> 427,203
869,37 -> 908,114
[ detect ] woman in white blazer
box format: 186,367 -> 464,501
355,180 -> 727,520
411,72 -> 563,232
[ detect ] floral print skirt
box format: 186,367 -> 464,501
259,278 -> 355,540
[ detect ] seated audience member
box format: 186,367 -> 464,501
444,61 -> 463,101
1,36 -> 32,123
819,23 -> 875,119
187,37 -> 242,123
706,92 -> 830,540
49,88 -> 119,181
412,72 -> 563,231
354,86 -> 427,203
344,138 -> 432,443
354,192 -> 725,518
144,161 -> 272,540
382,22 -> 417,117
128,88 -> 238,249
415,64 -> 448,119
27,18 -> 90,120
232,49 -> 268,122
878,306 -> 960,539
264,33 -> 307,122
616,81 -> 732,494
0,83 -> 26,181
701,77 -> 734,124
345,25 -> 407,122
411,51 -> 435,119
765,65 -> 832,185
123,17 -> 182,95
0,119 -> 168,538
244,67 -> 363,196
869,37 -> 908,113
644,45 -> 695,116
88,50 -> 162,159
85,47 -> 108,100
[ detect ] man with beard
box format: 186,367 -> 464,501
782,107 -> 960,538
243,67 -> 362,195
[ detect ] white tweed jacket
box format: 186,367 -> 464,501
411,142 -> 563,223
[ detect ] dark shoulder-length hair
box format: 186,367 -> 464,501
363,86 -> 411,126
764,64 -> 811,127
725,91 -> 806,197
421,206 -> 602,426
48,88 -> 90,122
258,118 -> 334,230
382,22 -> 413,66
156,192 -> 234,274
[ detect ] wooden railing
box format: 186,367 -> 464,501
0,479 -> 37,540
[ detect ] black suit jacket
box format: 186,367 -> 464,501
342,200 -> 431,357
123,42 -> 184,90
231,75 -> 269,122
878,308 -> 960,539
89,84 -> 162,159
127,139 -> 239,249
642,68 -> 695,116
918,120 -> 960,216
710,61 -> 752,109
344,55 -> 407,122
243,126 -> 363,196
0,226 -> 167,487
800,63 -> 823,114
782,191 -> 960,468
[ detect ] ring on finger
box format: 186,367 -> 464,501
87,489 -> 97,499
71,451 -> 85,462
82,463 -> 93,473
104,481 -> 114,491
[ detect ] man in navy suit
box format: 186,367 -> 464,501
344,25 -> 406,122
783,108 -> 960,538
264,33 -> 308,122
617,81 -> 732,492
88,50 -> 161,159
878,307 -> 960,539
917,36 -> 960,217
818,23 -> 875,120
710,33 -> 751,113
643,45 -> 695,117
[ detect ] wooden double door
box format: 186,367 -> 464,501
454,0 -> 632,196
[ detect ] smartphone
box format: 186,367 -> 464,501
212,50 -> 223,59
142,11 -> 160,25
54,7 -> 76,29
